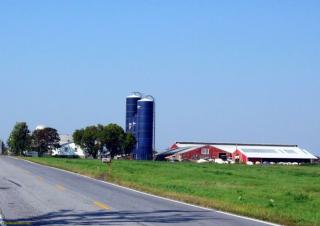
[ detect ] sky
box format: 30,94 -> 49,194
0,1 -> 319,154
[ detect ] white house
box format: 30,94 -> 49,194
52,142 -> 85,158
51,134 -> 86,158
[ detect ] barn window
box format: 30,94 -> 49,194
201,148 -> 209,155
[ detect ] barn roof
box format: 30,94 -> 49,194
176,141 -> 298,147
157,147 -> 191,156
237,146 -> 317,159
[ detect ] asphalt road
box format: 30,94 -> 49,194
0,156 -> 278,226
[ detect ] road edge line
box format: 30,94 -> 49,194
10,157 -> 281,226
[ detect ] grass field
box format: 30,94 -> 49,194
22,157 -> 320,226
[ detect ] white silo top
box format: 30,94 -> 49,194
35,125 -> 47,130
138,96 -> 154,102
126,92 -> 142,98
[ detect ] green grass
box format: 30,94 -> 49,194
22,157 -> 320,226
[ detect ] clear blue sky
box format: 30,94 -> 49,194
0,1 -> 319,154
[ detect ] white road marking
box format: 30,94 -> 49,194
13,157 -> 280,226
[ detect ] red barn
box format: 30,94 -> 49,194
169,145 -> 232,161
157,142 -> 317,164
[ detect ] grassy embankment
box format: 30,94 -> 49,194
22,157 -> 320,226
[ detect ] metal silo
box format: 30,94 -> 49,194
126,92 -> 142,136
135,96 -> 155,160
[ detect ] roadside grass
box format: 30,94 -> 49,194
21,157 -> 320,226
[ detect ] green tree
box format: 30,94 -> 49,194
32,127 -> 60,156
73,126 -> 101,158
7,122 -> 31,155
100,124 -> 125,158
73,129 -> 84,146
123,133 -> 137,155
73,124 -> 134,158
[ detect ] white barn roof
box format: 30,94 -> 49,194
237,146 -> 317,159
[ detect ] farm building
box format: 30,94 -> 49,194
157,142 -> 317,164
52,142 -> 85,158
52,134 -> 85,158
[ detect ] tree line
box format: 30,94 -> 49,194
4,122 -> 136,159
73,123 -> 136,158
7,122 -> 60,156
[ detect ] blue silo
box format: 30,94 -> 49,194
126,92 -> 142,136
135,96 -> 155,160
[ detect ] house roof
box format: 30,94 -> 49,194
59,134 -> 73,145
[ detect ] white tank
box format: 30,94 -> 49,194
35,125 -> 47,130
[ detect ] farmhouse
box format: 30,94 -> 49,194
158,142 -> 317,164
52,134 -> 85,158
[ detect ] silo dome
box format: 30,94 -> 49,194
35,125 -> 47,130
138,96 -> 154,102
126,92 -> 142,99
